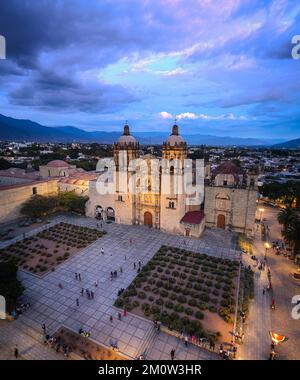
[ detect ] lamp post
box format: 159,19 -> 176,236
258,207 -> 265,222
265,242 -> 271,259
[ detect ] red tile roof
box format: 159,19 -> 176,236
180,211 -> 205,225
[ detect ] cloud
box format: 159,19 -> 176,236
9,69 -> 138,112
160,111 -> 248,121
159,111 -> 173,119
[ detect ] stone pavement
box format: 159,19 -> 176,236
0,215 -> 235,360
0,319 -> 66,360
238,229 -> 271,360
262,206 -> 300,360
238,205 -> 300,360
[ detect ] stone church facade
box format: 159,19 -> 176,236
86,123 -> 258,237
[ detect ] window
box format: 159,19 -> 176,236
118,195 -> 123,201
223,180 -> 227,186
168,201 -> 175,209
32,187 -> 37,195
170,166 -> 174,175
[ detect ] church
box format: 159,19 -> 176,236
86,123 -> 258,238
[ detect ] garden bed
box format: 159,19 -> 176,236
53,326 -> 126,360
114,245 -> 240,344
0,222 -> 106,276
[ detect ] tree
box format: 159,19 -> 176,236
281,218 -> 300,258
0,158 -> 11,170
58,191 -> 88,215
21,195 -> 58,218
260,181 -> 300,209
278,207 -> 300,258
0,263 -> 24,312
277,207 -> 298,227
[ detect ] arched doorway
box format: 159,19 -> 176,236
144,211 -> 153,227
106,207 -> 115,222
95,205 -> 103,220
217,214 -> 225,229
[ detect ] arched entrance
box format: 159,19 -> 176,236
106,207 -> 115,222
95,205 -> 103,220
217,214 -> 225,229
144,211 -> 153,227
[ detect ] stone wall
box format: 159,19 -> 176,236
204,185 -> 257,235
0,180 -> 58,223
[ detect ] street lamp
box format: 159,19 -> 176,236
259,207 -> 265,221
265,242 -> 271,258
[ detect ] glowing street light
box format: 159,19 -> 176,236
259,207 -> 265,221
265,242 -> 271,257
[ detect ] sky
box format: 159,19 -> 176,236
0,0 -> 299,140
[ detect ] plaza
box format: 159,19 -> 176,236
1,205 -> 299,361
0,214 -> 239,360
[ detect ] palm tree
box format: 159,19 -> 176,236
281,218 -> 300,258
277,207 -> 298,227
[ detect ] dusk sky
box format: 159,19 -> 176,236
0,0 -> 299,139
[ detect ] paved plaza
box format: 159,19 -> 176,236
0,215 -> 239,360
2,211 -> 298,360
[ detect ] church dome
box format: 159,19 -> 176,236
165,124 -> 186,146
117,124 -> 137,146
46,160 -> 70,168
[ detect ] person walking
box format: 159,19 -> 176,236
110,315 -> 113,323
76,298 -> 79,307
120,267 -> 123,273
133,263 -> 136,270
118,312 -> 122,321
42,323 -> 46,333
184,336 -> 188,347
101,248 -> 104,255
138,261 -> 141,268
81,288 -> 84,296
78,273 -> 81,281
75,273 -> 78,280
170,349 -> 175,360
14,345 -> 19,359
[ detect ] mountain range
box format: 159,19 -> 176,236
0,113 -> 293,147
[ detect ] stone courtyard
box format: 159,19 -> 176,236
0,215 -> 239,360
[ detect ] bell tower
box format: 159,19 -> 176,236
113,123 -> 139,171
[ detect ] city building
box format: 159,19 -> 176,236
86,123 -> 258,237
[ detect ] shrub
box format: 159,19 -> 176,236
114,298 -> 124,308
195,310 -> 204,320
165,301 -> 174,309
185,307 -> 193,316
174,304 -> 184,313
138,291 -> 146,299
160,290 -> 169,298
188,298 -> 197,307
199,293 -> 210,303
177,295 -> 187,304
